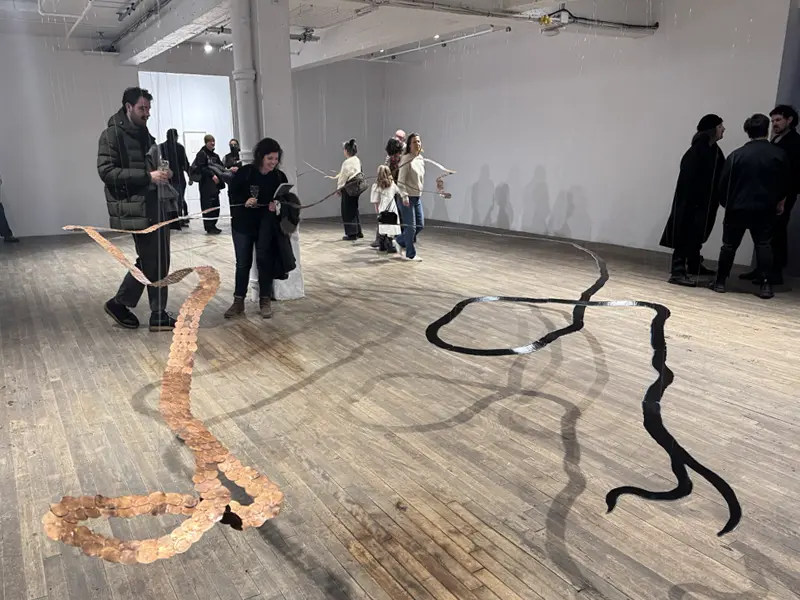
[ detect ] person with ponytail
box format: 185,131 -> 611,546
335,138 -> 363,240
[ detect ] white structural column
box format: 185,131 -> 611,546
252,0 -> 304,300
229,0 -> 265,302
230,0 -> 259,162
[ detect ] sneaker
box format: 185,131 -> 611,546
370,240 -> 380,248
149,311 -> 177,332
404,255 -> 422,262
342,235 -> 357,241
392,239 -> 403,255
104,299 -> 139,329
224,296 -> 245,319
259,297 -> 273,319
3,236 -> 19,243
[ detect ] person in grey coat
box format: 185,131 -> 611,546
97,87 -> 176,332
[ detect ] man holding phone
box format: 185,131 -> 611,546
97,87 -> 176,332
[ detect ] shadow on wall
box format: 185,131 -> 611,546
548,186 -> 593,242
522,166 -> 551,235
464,165 -> 495,225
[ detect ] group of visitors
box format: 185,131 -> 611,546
660,105 -> 798,299
97,86 -> 299,332
334,128 -> 440,262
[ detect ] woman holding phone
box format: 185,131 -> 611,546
226,137 -> 288,319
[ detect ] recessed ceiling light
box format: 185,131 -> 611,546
433,34 -> 440,39
380,49 -> 384,52
204,42 -> 213,53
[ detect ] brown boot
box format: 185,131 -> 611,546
224,296 -> 245,319
259,297 -> 273,319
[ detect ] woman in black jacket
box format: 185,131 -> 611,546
225,137 -> 290,319
660,114 -> 726,286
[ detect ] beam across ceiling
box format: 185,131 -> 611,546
291,4 -> 502,70
118,0 -> 229,65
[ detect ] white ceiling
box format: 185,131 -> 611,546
0,0 -> 660,66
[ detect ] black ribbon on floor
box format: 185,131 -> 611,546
425,237 -> 742,537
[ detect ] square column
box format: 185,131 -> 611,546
251,0 -> 304,301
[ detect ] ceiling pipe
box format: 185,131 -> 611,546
65,0 -> 95,40
37,0 -> 83,19
367,25 -> 503,61
368,0 -> 658,33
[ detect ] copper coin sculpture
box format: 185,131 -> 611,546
43,214 -> 284,564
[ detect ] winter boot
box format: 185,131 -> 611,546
224,296 -> 245,319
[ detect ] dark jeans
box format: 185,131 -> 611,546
232,229 -> 272,298
0,202 -> 13,239
115,227 -> 170,313
341,191 -> 362,238
201,192 -> 220,232
395,196 -> 424,259
772,195 -> 796,270
716,209 -> 773,282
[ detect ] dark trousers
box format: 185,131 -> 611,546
341,191 -> 362,238
177,185 -> 189,221
232,229 -> 272,298
115,227 -> 170,313
201,192 -> 220,232
716,210 -> 773,282
772,195 -> 796,270
0,202 -> 13,239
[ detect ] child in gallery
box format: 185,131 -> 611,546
370,165 -> 401,254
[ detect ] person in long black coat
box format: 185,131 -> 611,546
660,114 -> 726,286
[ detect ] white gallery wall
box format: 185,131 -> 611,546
139,71 -> 235,216
382,0 -> 793,264
292,60 -> 387,220
0,34 -> 137,238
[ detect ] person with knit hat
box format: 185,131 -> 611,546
660,114 -> 726,286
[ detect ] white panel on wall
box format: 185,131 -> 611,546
139,71 -> 235,216
0,35 -> 138,237
381,0 -> 793,265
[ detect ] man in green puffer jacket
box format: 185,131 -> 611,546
97,86 -> 176,332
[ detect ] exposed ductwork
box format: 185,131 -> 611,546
366,0 -> 658,36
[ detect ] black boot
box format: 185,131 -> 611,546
668,254 -> 696,286
104,299 -> 139,329
758,282 -> 774,299
149,311 -> 177,332
708,279 -> 726,293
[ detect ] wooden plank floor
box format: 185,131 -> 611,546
1,219 -> 799,600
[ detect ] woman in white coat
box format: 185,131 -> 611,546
370,165 -> 401,253
335,138 -> 363,240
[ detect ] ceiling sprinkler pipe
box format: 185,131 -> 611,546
37,0 -> 83,19
66,0 -> 96,40
368,25 -> 503,61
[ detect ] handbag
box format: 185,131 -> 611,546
343,172 -> 369,197
377,210 -> 398,225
